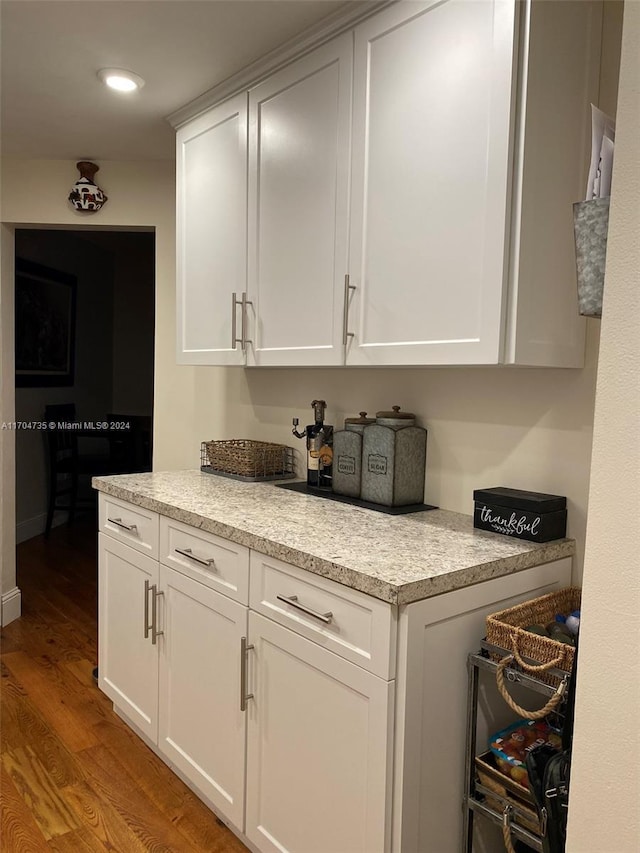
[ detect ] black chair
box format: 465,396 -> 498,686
43,403 -> 112,538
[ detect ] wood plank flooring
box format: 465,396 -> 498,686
1,518 -> 250,852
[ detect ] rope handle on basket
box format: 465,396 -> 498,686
502,805 -> 517,853
510,629 -> 568,673
496,655 -> 569,720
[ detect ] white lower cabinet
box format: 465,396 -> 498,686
98,533 -> 159,742
245,611 -> 393,853
98,496 -> 573,853
158,564 -> 248,828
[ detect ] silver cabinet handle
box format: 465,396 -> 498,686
231,293 -> 239,349
144,579 -> 152,639
240,636 -> 254,711
232,292 -> 253,350
342,274 -> 356,346
174,547 -> 215,569
151,584 -> 164,645
276,594 -> 333,624
108,516 -> 138,533
241,292 -> 252,350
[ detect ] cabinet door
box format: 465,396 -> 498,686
347,0 -> 517,366
98,534 -> 159,742
247,34 -> 352,366
158,566 -> 248,828
176,93 -> 247,365
246,612 -> 393,853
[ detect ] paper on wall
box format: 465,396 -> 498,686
585,104 -> 615,201
597,136 -> 615,200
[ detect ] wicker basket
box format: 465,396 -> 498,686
201,439 -> 294,482
487,587 -> 580,676
475,752 -> 540,836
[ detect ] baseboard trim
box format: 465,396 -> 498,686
16,511 -> 66,544
2,586 -> 22,625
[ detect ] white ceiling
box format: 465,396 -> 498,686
1,0 -> 351,161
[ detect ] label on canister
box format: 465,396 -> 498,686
368,454 -> 388,475
337,455 -> 356,475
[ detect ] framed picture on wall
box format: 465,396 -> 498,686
15,258 -> 77,387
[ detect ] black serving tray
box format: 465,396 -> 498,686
275,482 -> 438,515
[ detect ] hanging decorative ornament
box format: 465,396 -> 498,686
68,161 -> 108,211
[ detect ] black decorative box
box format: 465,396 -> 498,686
473,487 -> 567,543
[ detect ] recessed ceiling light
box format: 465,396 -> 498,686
98,68 -> 145,93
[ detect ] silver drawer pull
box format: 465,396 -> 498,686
231,292 -> 240,350
151,584 -> 164,645
108,517 -> 138,533
240,636 -> 254,711
144,579 -> 152,639
276,594 -> 333,624
232,292 -> 253,351
174,547 -> 215,569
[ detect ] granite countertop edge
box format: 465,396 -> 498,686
93,474 -> 575,606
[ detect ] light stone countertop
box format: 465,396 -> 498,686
92,470 -> 575,605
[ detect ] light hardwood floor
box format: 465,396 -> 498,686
1,517 -> 249,852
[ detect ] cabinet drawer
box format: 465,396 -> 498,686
160,516 -> 249,604
99,494 -> 159,559
249,552 -> 396,679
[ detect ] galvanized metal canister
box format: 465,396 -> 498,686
360,416 -> 427,507
332,430 -> 362,498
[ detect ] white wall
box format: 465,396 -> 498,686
0,225 -> 19,623
158,351 -> 600,577
567,2 -> 640,849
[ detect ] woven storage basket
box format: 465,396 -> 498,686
487,587 -> 580,675
202,439 -> 293,481
487,587 -> 580,719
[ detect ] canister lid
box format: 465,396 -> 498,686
344,411 -> 375,425
376,406 -> 415,421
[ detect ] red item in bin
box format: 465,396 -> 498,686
489,719 -> 562,787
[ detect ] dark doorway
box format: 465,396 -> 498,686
14,228 -> 155,545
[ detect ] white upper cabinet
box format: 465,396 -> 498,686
347,0 -> 516,366
246,34 -> 353,366
346,0 -> 600,367
173,0 -> 601,368
176,93 -> 247,365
